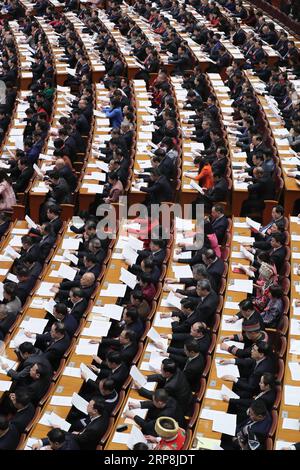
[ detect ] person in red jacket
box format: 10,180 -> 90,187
146,417 -> 186,450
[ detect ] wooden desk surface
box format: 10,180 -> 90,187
274,217 -> 300,449
192,218 -> 253,446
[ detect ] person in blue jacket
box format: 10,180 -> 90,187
102,97 -> 123,128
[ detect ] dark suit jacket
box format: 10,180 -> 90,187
47,177 -> 71,204
211,215 -> 228,244
234,356 -> 276,397
36,332 -> 71,370
142,368 -> 192,413
193,291 -> 219,326
68,298 -> 88,322
97,363 -> 129,391
182,353 -> 205,392
205,178 -> 228,203
37,234 -> 56,262
13,166 -> 34,193
140,175 -> 173,204
134,396 -> 183,436
268,246 -> 286,273
10,403 -> 36,434
0,424 -> 20,450
206,257 -> 225,290
72,414 -> 109,450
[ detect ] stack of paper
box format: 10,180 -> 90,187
228,279 -> 253,294
82,320 -> 111,338
215,361 -> 240,379
100,283 -> 127,298
119,267 -> 137,289
75,339 -> 99,356
284,385 -> 300,405
20,318 -> 48,334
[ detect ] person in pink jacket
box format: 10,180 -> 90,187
0,171 -> 16,212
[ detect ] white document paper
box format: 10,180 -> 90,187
80,363 -> 97,382
100,283 -> 127,298
215,362 -> 240,378
63,367 -> 81,378
172,264 -> 193,279
0,357 -> 17,375
6,273 -> 19,283
0,380 -> 11,391
25,215 -> 37,229
228,279 -> 253,294
221,316 -> 243,332
212,413 -> 237,436
288,362 -> 300,381
62,238 -> 81,250
72,393 -> 88,415
75,338 -> 99,356
36,282 -> 54,297
57,263 -> 77,281
20,318 -> 48,334
92,304 -> 123,321
284,385 -> 300,405
82,320 -> 111,338
50,395 -> 73,406
165,291 -> 182,310
119,267 -> 137,290
128,425 -> 148,449
130,365 -> 147,388
282,418 -> 300,431
63,251 -> 79,265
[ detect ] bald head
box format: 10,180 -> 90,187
80,272 -> 95,287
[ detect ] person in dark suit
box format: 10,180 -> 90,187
225,400 -> 272,450
0,417 -> 20,450
11,157 -> 33,194
43,302 -> 78,338
10,362 -> 51,406
191,279 -> 219,327
30,205 -> 62,237
95,329 -> 138,366
79,378 -> 119,415
52,158 -> 77,192
92,352 -> 129,392
220,342 -> 275,398
34,222 -> 56,263
139,169 -> 173,205
268,232 -> 286,273
64,287 -> 88,322
168,322 -> 211,357
125,389 -> 185,436
202,249 -> 225,291
44,170 -> 71,207
32,428 -> 80,450
223,372 -> 278,423
54,273 -> 96,303
167,339 -> 205,392
5,342 -> 52,383
210,205 -> 228,244
135,239 -> 166,268
30,322 -> 71,371
69,398 -> 109,450
9,389 -> 35,434
137,359 -> 192,414
14,266 -> 37,305
196,171 -> 228,210
241,167 -> 276,216
168,298 -> 200,334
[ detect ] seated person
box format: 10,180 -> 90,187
222,400 -> 271,450
135,359 -> 192,414
67,398 -> 109,451
219,342 -> 275,398
31,428 -> 80,451
25,322 -> 70,371
0,415 -> 20,450
93,329 -> 138,366
124,389 -> 185,437
53,272 -> 96,302
8,389 -> 35,435
88,352 -> 129,392
42,302 -> 78,338
0,282 -> 22,340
